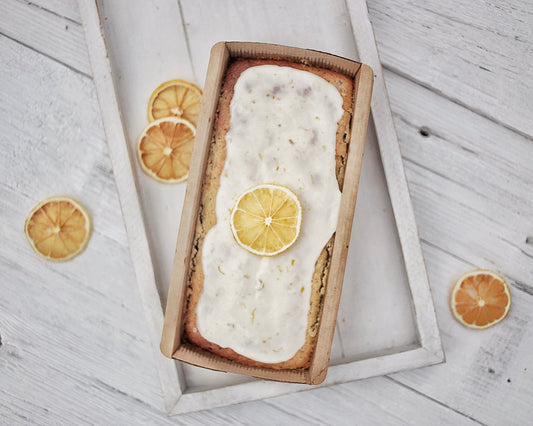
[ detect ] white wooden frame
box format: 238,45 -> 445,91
78,0 -> 443,415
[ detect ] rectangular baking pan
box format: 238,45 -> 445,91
161,42 -> 374,384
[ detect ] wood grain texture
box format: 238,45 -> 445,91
179,375 -> 480,425
394,241 -> 533,425
367,0 -> 533,137
1,0 -> 532,423
0,0 -> 90,76
385,69 -> 533,424
0,34 -> 170,422
30,0 -> 81,22
385,70 -> 533,289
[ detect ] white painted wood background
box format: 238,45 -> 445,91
1,0 -> 532,424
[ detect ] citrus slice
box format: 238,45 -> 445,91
147,79 -> 202,125
450,269 -> 511,329
24,196 -> 91,261
137,116 -> 196,183
230,184 -> 302,256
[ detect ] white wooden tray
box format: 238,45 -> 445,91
78,0 -> 444,415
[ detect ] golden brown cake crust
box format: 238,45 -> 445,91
183,59 -> 354,370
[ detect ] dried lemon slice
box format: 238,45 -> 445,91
450,269 -> 511,329
24,196 -> 91,261
137,116 -> 195,183
147,79 -> 202,125
230,184 -> 302,256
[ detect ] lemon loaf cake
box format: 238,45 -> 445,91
183,58 -> 354,369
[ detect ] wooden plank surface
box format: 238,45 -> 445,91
1,0 -> 532,423
29,0 -> 81,22
0,34 -> 168,421
92,0 -> 443,405
0,0 -> 90,76
368,0 -> 533,137
385,70 -> 533,424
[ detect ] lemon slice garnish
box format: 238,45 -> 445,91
147,79 -> 202,125
230,184 -> 302,256
137,116 -> 195,183
450,269 -> 511,329
25,196 -> 91,261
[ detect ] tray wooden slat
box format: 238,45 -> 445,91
79,0 -> 443,413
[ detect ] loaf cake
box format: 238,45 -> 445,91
183,58 -> 354,370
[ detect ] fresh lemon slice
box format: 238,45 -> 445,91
450,269 -> 511,329
147,79 -> 202,125
230,184 -> 302,256
137,116 -> 195,183
24,196 -> 91,261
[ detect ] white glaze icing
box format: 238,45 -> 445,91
197,65 -> 343,363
